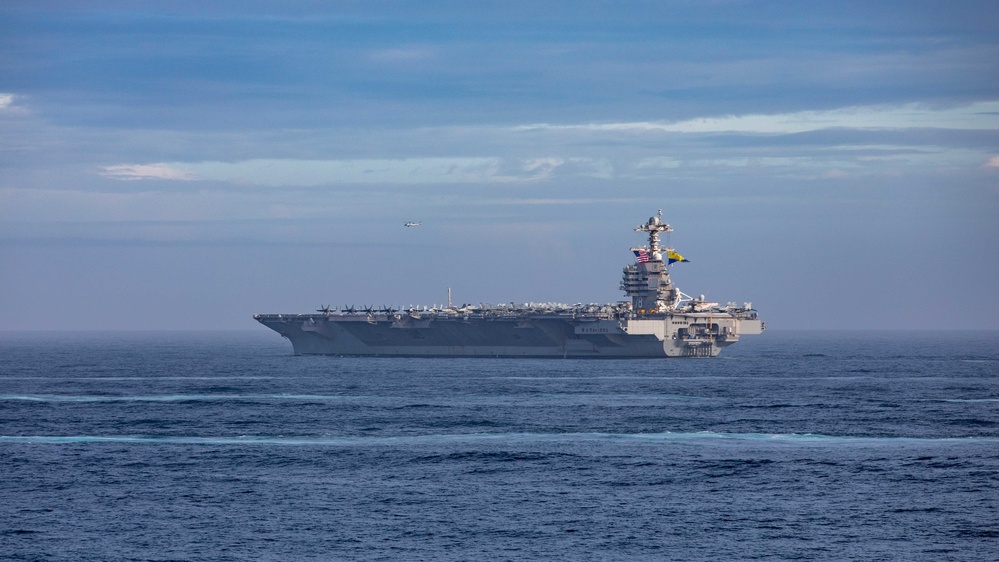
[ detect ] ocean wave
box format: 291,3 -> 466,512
0,376 -> 277,381
2,431 -> 996,446
0,394 -> 375,402
917,398 -> 999,403
0,393 -> 709,403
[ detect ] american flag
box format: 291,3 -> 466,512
634,249 -> 650,263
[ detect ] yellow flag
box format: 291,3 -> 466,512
668,250 -> 688,264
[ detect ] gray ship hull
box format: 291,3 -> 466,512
254,312 -> 762,358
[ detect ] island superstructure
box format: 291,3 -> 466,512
255,210 -> 763,357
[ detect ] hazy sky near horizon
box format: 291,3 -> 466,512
1,1 -> 997,330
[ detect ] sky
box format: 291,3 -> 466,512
1,0 -> 997,331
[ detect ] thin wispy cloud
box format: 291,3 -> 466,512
100,163 -> 195,181
95,107 -> 992,187
515,102 -> 999,135
101,157 -> 567,186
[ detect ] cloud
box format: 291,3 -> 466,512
492,157 -> 564,182
515,101 -> 999,135
100,158 -> 567,186
92,100 -> 996,190
101,163 -> 196,181
0,92 -> 29,117
190,158 -> 499,185
635,157 -> 682,169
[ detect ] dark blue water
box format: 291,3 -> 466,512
1,330 -> 997,561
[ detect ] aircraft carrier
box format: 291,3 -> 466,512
255,211 -> 764,357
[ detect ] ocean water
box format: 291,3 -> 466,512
1,330 -> 997,561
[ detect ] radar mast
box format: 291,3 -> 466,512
621,209 -> 680,313
634,209 -> 672,257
